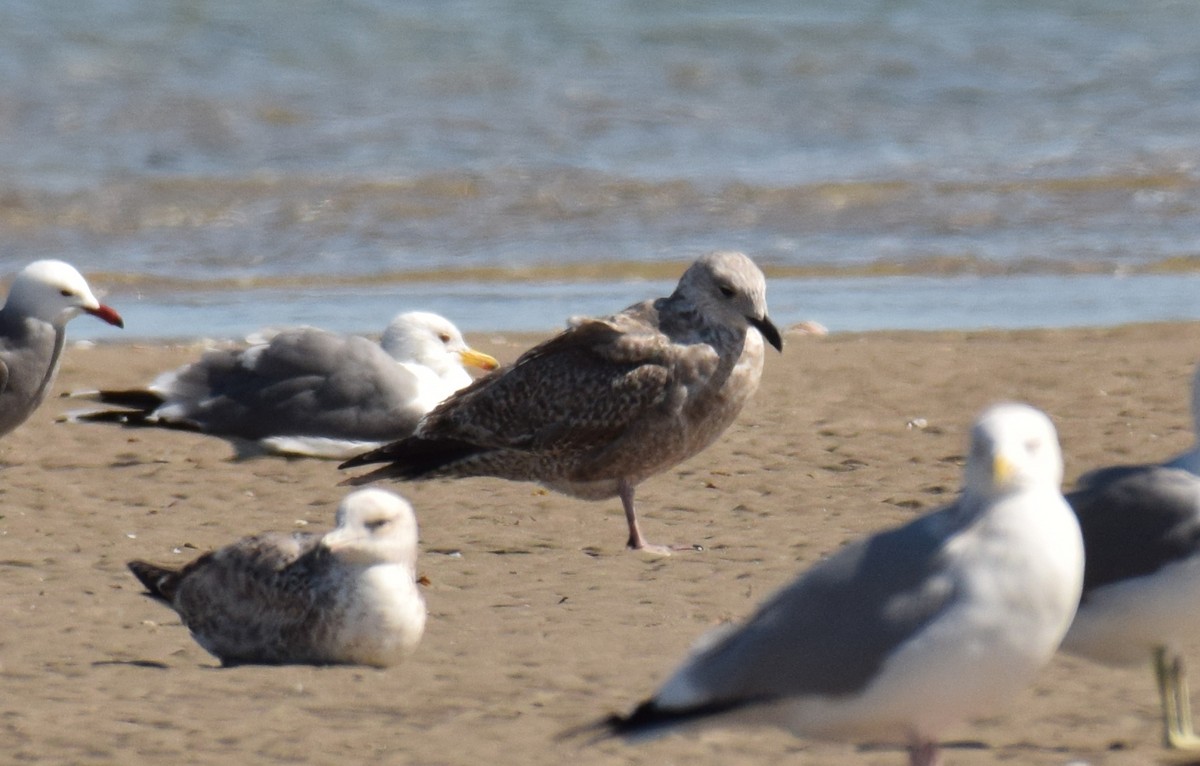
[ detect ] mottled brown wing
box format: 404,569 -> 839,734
417,315 -> 684,453
170,531 -> 329,661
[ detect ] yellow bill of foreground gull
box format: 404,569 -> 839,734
0,260 -> 123,438
127,488 -> 426,667
340,251 -> 783,554
72,311 -> 497,459
1060,363 -> 1200,749
591,403 -> 1084,766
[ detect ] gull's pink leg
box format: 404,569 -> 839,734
908,740 -> 942,766
618,478 -> 700,554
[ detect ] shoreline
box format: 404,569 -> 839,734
3,322 -> 1198,764
63,271 -> 1200,344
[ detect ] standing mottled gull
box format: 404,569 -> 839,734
341,251 -> 783,554
0,260 -> 123,439
595,404 -> 1084,766
128,488 -> 426,667
73,311 -> 497,458
1061,364 -> 1200,749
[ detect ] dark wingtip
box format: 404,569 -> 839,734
127,559 -> 179,604
587,699 -> 698,743
338,452 -> 376,470
748,314 -> 783,352
338,440 -> 404,469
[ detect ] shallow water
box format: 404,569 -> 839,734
2,1 -> 1199,339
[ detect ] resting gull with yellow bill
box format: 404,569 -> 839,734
73,311 -> 497,459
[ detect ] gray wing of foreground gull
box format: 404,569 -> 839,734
621,507 -> 961,722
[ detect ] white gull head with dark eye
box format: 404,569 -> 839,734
4,260 -> 116,328
674,251 -> 782,352
379,311 -> 498,390
964,402 -> 1064,499
322,488 -> 420,570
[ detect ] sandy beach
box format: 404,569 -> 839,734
3,323 -> 1199,765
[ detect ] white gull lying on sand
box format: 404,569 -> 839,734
74,311 -> 496,459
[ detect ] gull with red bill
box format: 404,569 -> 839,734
0,259 -> 123,439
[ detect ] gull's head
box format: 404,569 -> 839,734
380,311 -> 498,380
675,251 -> 782,352
322,488 -> 420,568
964,403 -> 1063,497
4,260 -> 124,329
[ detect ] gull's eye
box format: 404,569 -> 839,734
60,289 -> 73,297
364,518 -> 389,532
717,284 -> 735,299
438,332 -> 452,343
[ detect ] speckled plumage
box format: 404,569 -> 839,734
342,251 -> 782,553
129,488 -> 426,667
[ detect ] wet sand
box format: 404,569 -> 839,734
2,323 -> 1199,765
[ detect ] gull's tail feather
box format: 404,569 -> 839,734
561,698 -> 750,745
338,436 -> 485,483
127,560 -> 184,605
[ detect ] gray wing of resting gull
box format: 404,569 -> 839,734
0,260 -> 123,439
71,311 -> 497,459
1061,394 -> 1200,752
127,488 -> 426,667
595,403 -> 1084,766
340,251 -> 783,555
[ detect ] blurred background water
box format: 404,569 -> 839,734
1,0 -> 1198,340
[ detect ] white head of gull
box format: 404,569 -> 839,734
380,310 -> 501,405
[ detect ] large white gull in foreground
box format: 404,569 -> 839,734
74,311 -> 497,458
0,260 -> 123,439
341,251 -> 782,554
1061,363 -> 1200,749
128,488 -> 426,667
597,403 -> 1084,766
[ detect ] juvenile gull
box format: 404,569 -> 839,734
341,251 -> 783,554
74,311 -> 497,459
128,488 -> 426,667
1061,364 -> 1200,749
597,403 -> 1084,766
0,260 -> 123,439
